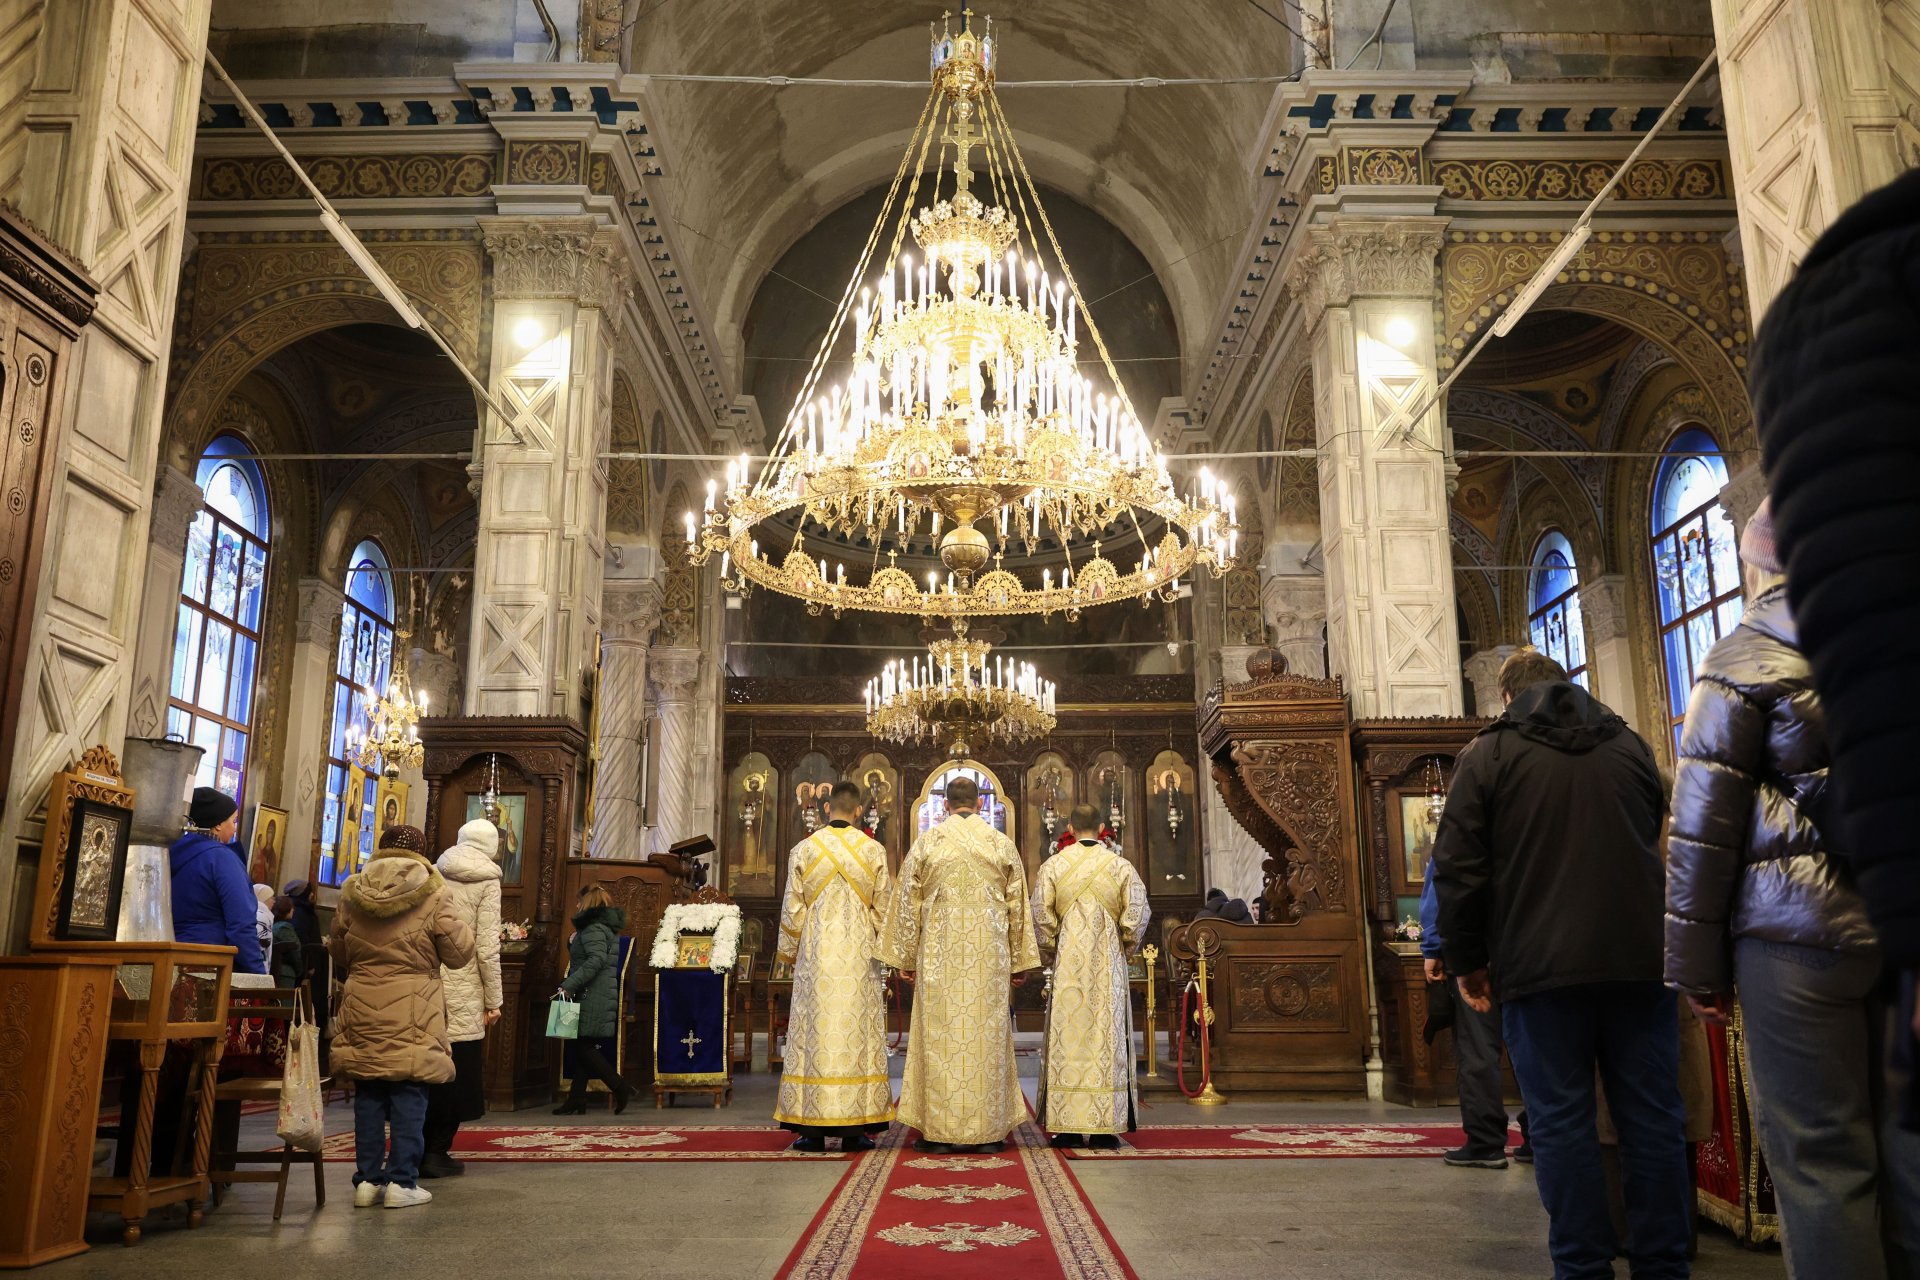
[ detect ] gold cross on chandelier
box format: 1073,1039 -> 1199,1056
680,1028 -> 703,1059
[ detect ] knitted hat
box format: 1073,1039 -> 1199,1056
1739,497 -> 1782,573
189,787 -> 238,829
375,823 -> 426,855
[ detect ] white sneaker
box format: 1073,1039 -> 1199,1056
383,1183 -> 432,1209
353,1182 -> 383,1208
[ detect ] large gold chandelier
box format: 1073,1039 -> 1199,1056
866,622 -> 1056,757
347,631 -> 427,778
686,8 -> 1236,621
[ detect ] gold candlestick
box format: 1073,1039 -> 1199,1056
1141,944 -> 1159,1077
1188,934 -> 1228,1106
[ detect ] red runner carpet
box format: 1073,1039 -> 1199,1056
1062,1121 -> 1519,1160
321,1124 -> 853,1163
775,1123 -> 1135,1280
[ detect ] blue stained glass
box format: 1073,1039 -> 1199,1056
166,706 -> 189,741
195,440 -> 267,538
190,717 -> 221,791
353,616 -> 377,685
170,609 -> 201,701
198,621 -> 232,716
219,728 -> 247,796
1527,530 -> 1587,683
182,514 -> 214,603
226,634 -> 257,723
238,543 -> 267,630
1663,628 -> 1691,721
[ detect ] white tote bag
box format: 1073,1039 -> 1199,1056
276,986 -> 326,1154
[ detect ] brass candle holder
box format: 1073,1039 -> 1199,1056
1140,943 -> 1159,1077
1188,933 -> 1228,1106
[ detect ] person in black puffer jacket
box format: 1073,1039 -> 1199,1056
552,885 -> 631,1115
1666,501 -> 1919,1277
1752,169 -> 1920,1073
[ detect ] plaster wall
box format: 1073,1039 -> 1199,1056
207,0 -> 519,76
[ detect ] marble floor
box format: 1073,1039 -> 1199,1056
62,1070 -> 1787,1280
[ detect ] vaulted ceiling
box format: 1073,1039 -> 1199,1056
628,3 -> 1286,386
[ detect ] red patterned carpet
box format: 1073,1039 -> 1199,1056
1061,1121 -> 1520,1160
320,1124 -> 853,1162
775,1123 -> 1135,1280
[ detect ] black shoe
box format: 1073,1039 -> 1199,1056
1049,1133 -> 1086,1149
612,1086 -> 632,1116
972,1141 -> 1006,1154
1442,1145 -> 1509,1169
1087,1134 -> 1121,1151
912,1138 -> 955,1154
418,1153 -> 465,1179
791,1135 -> 828,1153
1511,1140 -> 1534,1164
553,1100 -> 588,1116
841,1135 -> 876,1153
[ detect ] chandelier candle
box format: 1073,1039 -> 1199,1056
686,8 -> 1236,622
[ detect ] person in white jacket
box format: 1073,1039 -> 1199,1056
421,818 -> 503,1178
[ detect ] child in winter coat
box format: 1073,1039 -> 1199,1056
329,824 -> 474,1209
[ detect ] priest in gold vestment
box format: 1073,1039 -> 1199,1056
773,781 -> 894,1152
876,775 -> 1040,1153
1033,804 -> 1150,1149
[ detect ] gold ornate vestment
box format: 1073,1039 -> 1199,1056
876,812 -> 1040,1145
1032,839 -> 1149,1135
773,824 -> 894,1130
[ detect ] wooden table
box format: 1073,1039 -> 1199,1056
39,942 -> 235,1246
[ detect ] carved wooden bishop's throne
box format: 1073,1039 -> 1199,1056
1192,650 -> 1370,1095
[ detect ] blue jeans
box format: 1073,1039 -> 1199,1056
354,1080 -> 428,1190
1503,982 -> 1691,1279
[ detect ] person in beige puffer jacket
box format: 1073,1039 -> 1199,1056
422,818 -> 503,1178
329,825 -> 474,1210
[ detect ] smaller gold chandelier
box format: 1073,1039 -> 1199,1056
348,635 -> 427,778
866,621 -> 1055,757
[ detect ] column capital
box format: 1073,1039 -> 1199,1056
1577,574 -> 1630,644
479,215 -> 633,310
602,579 -> 664,645
1283,216 -> 1448,320
646,646 -> 702,696
1463,645 -> 1517,718
296,577 -> 347,647
149,465 -> 204,554
1717,465 -> 1770,541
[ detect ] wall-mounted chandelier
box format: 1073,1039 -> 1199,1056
687,8 -> 1236,621
866,621 -> 1056,757
347,632 -> 427,778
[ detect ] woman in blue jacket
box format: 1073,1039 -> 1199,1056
169,787 -> 266,973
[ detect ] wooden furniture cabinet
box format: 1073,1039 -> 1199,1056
39,941 -> 236,1246
0,954 -> 119,1268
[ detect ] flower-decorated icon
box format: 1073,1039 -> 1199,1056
892,1182 -> 1027,1206
486,1129 -> 688,1151
877,1221 -> 1040,1253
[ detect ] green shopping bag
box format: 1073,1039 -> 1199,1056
546,994 -> 580,1039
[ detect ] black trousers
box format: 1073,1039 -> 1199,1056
424,1039 -> 487,1156
566,1041 -> 625,1101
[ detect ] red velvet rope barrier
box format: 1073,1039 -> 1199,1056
1174,981 -> 1213,1100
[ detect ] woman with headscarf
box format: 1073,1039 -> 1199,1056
421,819 -> 504,1178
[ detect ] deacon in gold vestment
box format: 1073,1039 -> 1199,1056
876,775 -> 1040,1153
1033,805 -> 1150,1149
773,782 -> 894,1152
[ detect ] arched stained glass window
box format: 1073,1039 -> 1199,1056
169,437 -> 269,805
1651,428 -> 1742,750
317,541 -> 396,886
1527,530 -> 1588,688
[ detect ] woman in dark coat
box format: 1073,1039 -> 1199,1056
552,884 -> 630,1114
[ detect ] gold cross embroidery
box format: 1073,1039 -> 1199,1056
680,1029 -> 702,1059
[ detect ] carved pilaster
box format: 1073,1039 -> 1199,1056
149,466 -> 204,554
1463,646 -> 1516,718
1284,218 -> 1447,326
408,647 -> 462,711
480,215 -> 632,312
602,580 -> 664,647
1717,466 -> 1771,543
1577,575 -> 1629,644
1264,574 -> 1329,680
647,646 -> 703,852
590,581 -> 664,857
296,578 -> 347,648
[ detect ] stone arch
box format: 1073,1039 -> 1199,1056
166,233 -> 487,460
657,481 -> 699,648
607,369 -> 647,539
1275,364 -> 1318,539
1439,229 -> 1753,454
1450,522 -> 1502,653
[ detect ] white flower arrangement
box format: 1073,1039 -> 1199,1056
649,902 -> 743,973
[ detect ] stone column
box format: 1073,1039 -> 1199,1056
467,216 -> 630,720
646,646 -> 702,853
1576,575 -> 1642,729
590,581 -> 661,858
1264,572 -> 1330,679
125,465 -> 206,738
277,579 -> 345,887
1463,645 -> 1516,718
1218,645 -> 1262,687
1710,0 -> 1919,319
0,0 -> 213,940
1285,217 -> 1463,718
